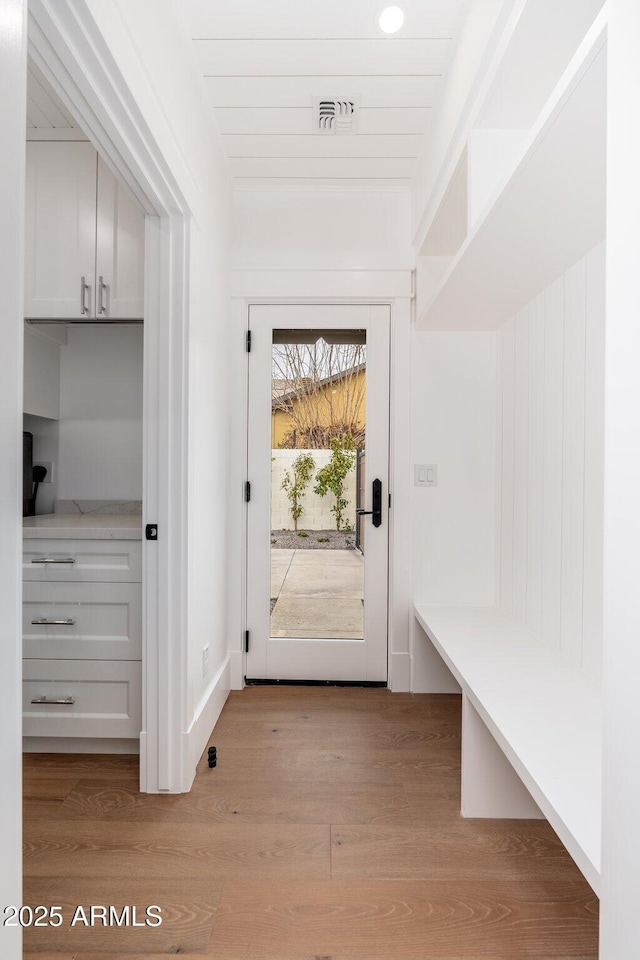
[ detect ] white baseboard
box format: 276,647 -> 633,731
182,655 -> 231,790
389,651 -> 411,691
23,737 -> 140,754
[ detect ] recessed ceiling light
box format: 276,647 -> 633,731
378,5 -> 405,35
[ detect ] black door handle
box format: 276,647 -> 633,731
356,478 -> 382,528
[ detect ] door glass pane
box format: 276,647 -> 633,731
270,329 -> 366,640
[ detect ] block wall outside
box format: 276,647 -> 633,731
271,449 -> 357,531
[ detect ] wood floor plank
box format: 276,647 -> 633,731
22,753 -> 139,781
207,879 -> 598,958
23,778 -> 80,800
22,878 -> 220,955
23,955 -> 598,960
220,692 -> 462,724
331,822 -> 586,881
211,717 -> 461,751
24,955 -> 212,960
38,778 -> 426,825
23,821 -> 331,880
53,780 -> 184,822
195,745 -> 462,790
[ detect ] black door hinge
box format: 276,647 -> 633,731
145,523 -> 158,541
245,481 -> 251,502
244,630 -> 250,653
246,329 -> 252,352
389,493 -> 392,508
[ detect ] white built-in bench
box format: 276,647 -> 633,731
413,603 -> 601,894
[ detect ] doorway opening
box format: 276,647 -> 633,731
27,0 -> 192,792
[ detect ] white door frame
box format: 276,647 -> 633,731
28,0 -> 191,792
236,294 -> 411,690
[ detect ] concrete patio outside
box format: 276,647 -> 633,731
270,548 -> 364,639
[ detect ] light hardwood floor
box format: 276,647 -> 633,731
23,687 -> 598,959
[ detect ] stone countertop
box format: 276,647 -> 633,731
23,514 -> 143,540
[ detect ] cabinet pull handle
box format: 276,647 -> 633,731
31,618 -> 75,626
97,275 -> 107,316
31,557 -> 76,564
80,276 -> 90,315
30,696 -> 75,705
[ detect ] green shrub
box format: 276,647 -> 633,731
313,434 -> 356,531
281,453 -> 315,531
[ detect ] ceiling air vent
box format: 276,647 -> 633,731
313,98 -> 359,135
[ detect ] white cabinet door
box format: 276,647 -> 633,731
24,142 -> 97,319
96,157 -> 145,320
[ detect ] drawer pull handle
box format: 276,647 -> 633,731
31,557 -> 76,564
30,696 -> 75,705
31,618 -> 76,626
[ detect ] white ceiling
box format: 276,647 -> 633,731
184,0 -> 466,187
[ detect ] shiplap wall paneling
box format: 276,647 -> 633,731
541,277 -> 564,652
496,244 -> 605,679
513,309 -> 530,622
560,258 -> 587,665
582,243 -> 605,679
494,331 -> 503,610
526,292 -> 545,638
499,320 -> 515,614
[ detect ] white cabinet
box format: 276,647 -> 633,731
96,156 -> 145,319
24,142 -> 96,320
24,142 -> 144,321
23,538 -> 142,742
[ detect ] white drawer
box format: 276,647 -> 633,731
23,659 -> 141,739
23,539 -> 142,583
23,582 -> 141,660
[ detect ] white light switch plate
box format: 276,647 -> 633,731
415,464 -> 437,487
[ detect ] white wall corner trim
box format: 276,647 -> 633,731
0,1 -> 27,957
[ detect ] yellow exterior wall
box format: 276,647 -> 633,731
271,369 -> 366,448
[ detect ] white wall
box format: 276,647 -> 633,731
412,0 -> 510,249
58,326 -> 143,500
409,330 -> 496,693
600,1 -> 640,954
411,331 -> 497,605
271,450 -> 357,531
230,188 -> 413,689
234,188 -> 412,272
24,325 -> 60,419
494,243 -> 605,682
0,1 -> 26,957
81,0 -> 232,768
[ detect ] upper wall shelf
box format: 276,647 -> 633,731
417,11 -> 607,331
